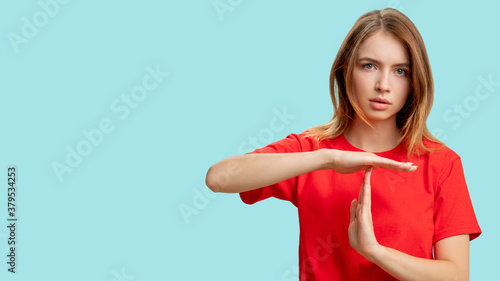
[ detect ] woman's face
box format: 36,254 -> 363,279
351,31 -> 412,125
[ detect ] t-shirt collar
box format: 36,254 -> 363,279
337,133 -> 405,159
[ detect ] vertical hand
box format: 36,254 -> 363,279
348,167 -> 382,261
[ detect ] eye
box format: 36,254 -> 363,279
362,63 -> 375,70
396,68 -> 408,75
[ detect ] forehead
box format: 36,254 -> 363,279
356,31 -> 409,63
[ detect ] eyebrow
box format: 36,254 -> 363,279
358,57 -> 410,68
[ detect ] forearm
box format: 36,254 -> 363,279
370,246 -> 468,281
206,150 -> 329,193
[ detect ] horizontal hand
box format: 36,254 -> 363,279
322,149 -> 417,174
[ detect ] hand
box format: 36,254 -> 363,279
323,149 -> 417,174
348,167 -> 382,261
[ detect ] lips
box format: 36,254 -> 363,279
369,97 -> 391,105
369,97 -> 391,110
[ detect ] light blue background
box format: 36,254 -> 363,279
1,0 -> 498,280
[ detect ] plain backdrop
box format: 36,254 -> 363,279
0,0 -> 498,280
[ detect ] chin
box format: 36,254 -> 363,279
364,112 -> 395,123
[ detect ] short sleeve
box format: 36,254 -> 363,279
433,157 -> 482,243
238,133 -> 304,207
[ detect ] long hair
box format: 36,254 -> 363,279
306,8 -> 442,159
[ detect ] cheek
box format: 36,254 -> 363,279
398,77 -> 412,92
352,72 -> 371,96
394,79 -> 412,104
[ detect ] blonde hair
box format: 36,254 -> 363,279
306,8 -> 443,159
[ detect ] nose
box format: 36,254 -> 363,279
375,71 -> 391,93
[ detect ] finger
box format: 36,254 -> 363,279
349,199 -> 357,224
363,167 -> 372,209
370,156 -> 418,172
364,167 -> 372,186
359,167 -> 372,206
358,176 -> 365,204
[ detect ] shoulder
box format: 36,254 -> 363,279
245,131 -> 320,154
254,130 -> 342,153
294,130 -> 346,150
421,138 -> 460,162
420,139 -> 465,184
278,130 -> 322,151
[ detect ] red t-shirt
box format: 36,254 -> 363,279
239,131 -> 481,280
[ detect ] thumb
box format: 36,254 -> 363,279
349,199 -> 357,223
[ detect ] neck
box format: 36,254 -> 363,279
344,116 -> 402,153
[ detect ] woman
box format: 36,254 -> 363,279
205,8 -> 481,280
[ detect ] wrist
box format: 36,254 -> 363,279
366,243 -> 387,263
317,148 -> 337,170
